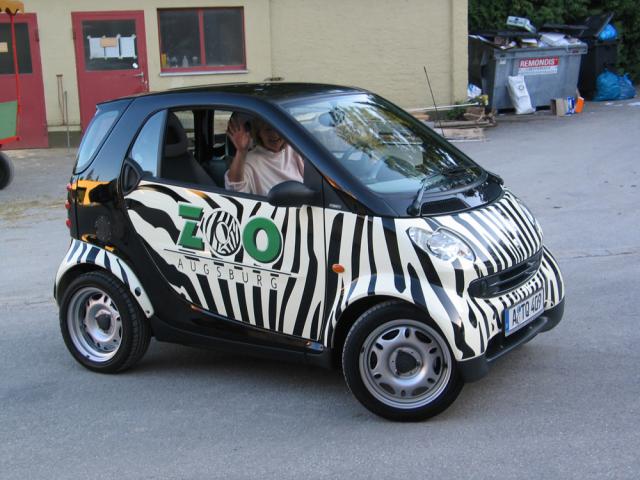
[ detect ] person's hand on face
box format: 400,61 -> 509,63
259,125 -> 286,152
227,117 -> 251,154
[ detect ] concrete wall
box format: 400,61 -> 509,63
269,0 -> 468,108
25,0 -> 467,132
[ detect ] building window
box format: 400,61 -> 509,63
158,8 -> 246,73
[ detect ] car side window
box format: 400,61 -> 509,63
75,107 -> 122,173
129,110 -> 167,176
146,106 -> 313,200
157,108 -> 217,187
221,112 -> 308,198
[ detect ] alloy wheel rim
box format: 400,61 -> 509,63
359,319 -> 451,409
67,287 -> 122,362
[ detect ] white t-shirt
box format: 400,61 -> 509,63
224,145 -> 305,196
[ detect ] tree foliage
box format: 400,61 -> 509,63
469,0 -> 639,81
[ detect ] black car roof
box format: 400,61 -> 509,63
100,82 -> 368,107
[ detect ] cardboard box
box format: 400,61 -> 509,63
550,97 -> 576,116
506,16 -> 536,33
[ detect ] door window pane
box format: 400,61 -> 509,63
203,9 -> 244,66
130,110 -> 167,176
82,20 -> 137,71
0,23 -> 32,74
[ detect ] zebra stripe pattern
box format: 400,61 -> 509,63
56,239 -> 155,317
125,182 -> 326,339
201,209 -> 242,257
321,190 -> 563,360
78,182 -> 563,362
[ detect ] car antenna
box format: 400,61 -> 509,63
423,65 -> 445,137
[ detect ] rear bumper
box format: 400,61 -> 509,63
458,298 -> 565,382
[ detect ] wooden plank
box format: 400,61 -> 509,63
434,119 -> 492,128
439,127 -> 485,141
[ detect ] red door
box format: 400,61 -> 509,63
0,13 -> 48,149
72,11 -> 149,131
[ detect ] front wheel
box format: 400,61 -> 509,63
342,301 -> 463,421
0,151 -> 14,189
59,271 -> 151,373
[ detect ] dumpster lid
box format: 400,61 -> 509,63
542,12 -> 614,38
581,12 -> 615,38
470,30 -> 538,40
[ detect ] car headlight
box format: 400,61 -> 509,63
408,227 -> 475,262
516,199 -> 543,236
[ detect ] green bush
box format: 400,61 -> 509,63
469,0 -> 639,82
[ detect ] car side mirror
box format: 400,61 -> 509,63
121,158 -> 143,195
268,181 -> 319,208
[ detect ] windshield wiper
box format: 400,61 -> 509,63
407,166 -> 469,216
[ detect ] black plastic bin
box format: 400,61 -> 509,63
543,13 -> 618,99
579,38 -> 618,99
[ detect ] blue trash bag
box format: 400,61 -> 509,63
594,70 -> 637,101
594,70 -> 620,101
598,24 -> 618,41
618,74 -> 636,100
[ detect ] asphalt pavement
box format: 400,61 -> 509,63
1,100 -> 639,479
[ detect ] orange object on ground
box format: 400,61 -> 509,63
575,96 -> 585,113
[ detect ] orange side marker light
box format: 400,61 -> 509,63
332,264 -> 345,274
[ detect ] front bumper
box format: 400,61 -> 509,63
457,297 -> 565,382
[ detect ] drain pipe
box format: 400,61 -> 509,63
64,91 -> 70,149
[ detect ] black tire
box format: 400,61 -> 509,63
59,271 -> 151,373
342,301 -> 463,421
0,151 -> 14,190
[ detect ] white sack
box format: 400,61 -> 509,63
507,75 -> 535,114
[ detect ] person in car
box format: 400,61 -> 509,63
224,116 -> 304,196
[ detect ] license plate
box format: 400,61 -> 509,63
504,290 -> 544,336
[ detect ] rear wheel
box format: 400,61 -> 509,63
342,301 -> 463,421
0,151 -> 14,189
59,271 -> 151,373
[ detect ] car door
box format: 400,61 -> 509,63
122,107 -> 327,341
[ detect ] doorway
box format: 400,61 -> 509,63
72,11 -> 149,131
0,13 -> 48,149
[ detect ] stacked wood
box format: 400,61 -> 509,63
419,107 -> 497,141
437,127 -> 485,141
411,112 -> 430,122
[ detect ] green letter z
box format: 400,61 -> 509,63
178,203 -> 205,250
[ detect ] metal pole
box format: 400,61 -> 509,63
64,91 -> 70,149
57,74 -> 65,124
10,13 -> 21,136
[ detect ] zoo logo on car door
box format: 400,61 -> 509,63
125,182 -> 326,340
177,203 -> 283,267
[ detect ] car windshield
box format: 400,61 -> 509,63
283,93 -> 482,195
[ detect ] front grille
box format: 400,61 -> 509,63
469,250 -> 542,298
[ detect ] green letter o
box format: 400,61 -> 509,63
243,218 -> 282,263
